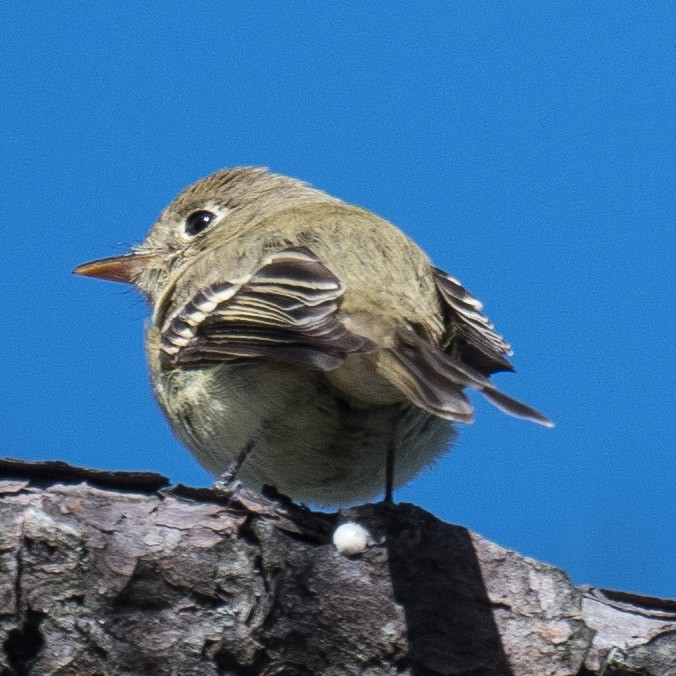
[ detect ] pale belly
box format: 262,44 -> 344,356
152,360 -> 455,506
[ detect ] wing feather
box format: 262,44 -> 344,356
381,327 -> 553,427
433,267 -> 514,375
160,246 -> 375,370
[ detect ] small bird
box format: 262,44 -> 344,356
75,167 -> 552,506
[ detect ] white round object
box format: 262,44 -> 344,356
333,522 -> 370,555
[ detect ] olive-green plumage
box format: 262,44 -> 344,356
76,167 -> 551,506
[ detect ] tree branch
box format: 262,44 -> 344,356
0,459 -> 673,675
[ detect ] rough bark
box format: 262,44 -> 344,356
0,458 -> 673,675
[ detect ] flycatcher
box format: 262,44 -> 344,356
75,167 -> 552,506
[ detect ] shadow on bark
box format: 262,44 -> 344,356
384,506 -> 513,675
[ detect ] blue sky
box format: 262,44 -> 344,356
2,4 -> 674,597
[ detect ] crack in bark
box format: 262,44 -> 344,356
3,525 -> 46,674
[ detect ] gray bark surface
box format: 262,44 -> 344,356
0,458 -> 673,675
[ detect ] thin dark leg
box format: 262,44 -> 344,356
384,442 -> 395,503
214,440 -> 255,492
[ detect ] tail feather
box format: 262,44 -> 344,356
378,327 -> 553,427
482,387 -> 554,428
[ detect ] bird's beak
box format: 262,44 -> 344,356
73,252 -> 158,284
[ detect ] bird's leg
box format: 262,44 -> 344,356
384,442 -> 395,504
213,440 -> 255,494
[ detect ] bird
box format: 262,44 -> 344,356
74,167 -> 552,506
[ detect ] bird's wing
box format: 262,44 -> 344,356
159,246 -> 376,371
382,326 -> 553,427
432,267 -> 515,375
377,267 -> 552,426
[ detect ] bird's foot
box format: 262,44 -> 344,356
212,440 -> 254,498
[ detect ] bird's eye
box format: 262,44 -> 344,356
185,210 -> 216,236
